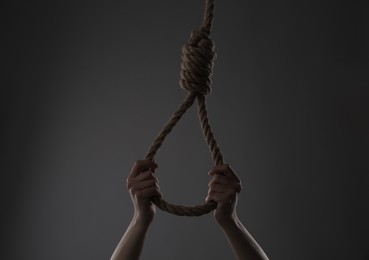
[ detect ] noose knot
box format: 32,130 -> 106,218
179,30 -> 216,96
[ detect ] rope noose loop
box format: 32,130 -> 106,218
145,0 -> 225,216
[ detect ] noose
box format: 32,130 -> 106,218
145,0 -> 225,216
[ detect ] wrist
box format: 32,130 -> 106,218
217,213 -> 239,228
132,213 -> 153,229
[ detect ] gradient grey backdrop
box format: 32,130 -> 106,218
4,0 -> 369,259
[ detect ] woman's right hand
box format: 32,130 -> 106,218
206,164 -> 242,226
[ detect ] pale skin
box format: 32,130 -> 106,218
110,160 -> 269,260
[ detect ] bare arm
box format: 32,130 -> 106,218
111,160 -> 161,260
219,217 -> 269,260
206,164 -> 269,260
110,219 -> 150,260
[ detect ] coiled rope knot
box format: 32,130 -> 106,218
180,30 -> 216,96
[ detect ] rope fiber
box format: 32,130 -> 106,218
145,0 -> 225,216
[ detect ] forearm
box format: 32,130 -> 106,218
110,218 -> 150,260
220,217 -> 269,260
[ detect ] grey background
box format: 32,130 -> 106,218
4,0 -> 369,259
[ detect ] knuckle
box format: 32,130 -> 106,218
153,188 -> 160,195
206,193 -> 214,200
146,187 -> 155,196
141,171 -> 151,178
133,160 -> 141,166
135,159 -> 146,167
214,175 -> 223,182
130,187 -> 137,194
208,178 -> 215,187
218,164 -> 228,171
127,177 -> 134,186
208,183 -> 214,190
237,183 -> 242,191
225,190 -> 235,197
222,164 -> 230,170
136,190 -> 143,197
154,182 -> 160,190
149,179 -> 156,187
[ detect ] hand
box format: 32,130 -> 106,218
206,164 -> 242,226
127,160 -> 162,226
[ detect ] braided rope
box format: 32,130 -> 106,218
144,0 -> 225,216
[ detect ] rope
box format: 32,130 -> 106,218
145,0 -> 224,216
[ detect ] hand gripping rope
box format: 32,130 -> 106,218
144,0 -> 225,216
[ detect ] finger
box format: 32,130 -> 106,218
224,183 -> 242,194
224,189 -> 238,201
131,179 -> 158,191
129,160 -> 158,178
208,183 -> 229,193
208,164 -> 240,183
223,164 -> 241,183
136,187 -> 162,201
130,160 -> 158,177
208,174 -> 231,187
209,182 -> 241,194
232,182 -> 242,193
134,171 -> 157,182
207,188 -> 238,202
128,171 -> 159,189
206,191 -> 226,203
